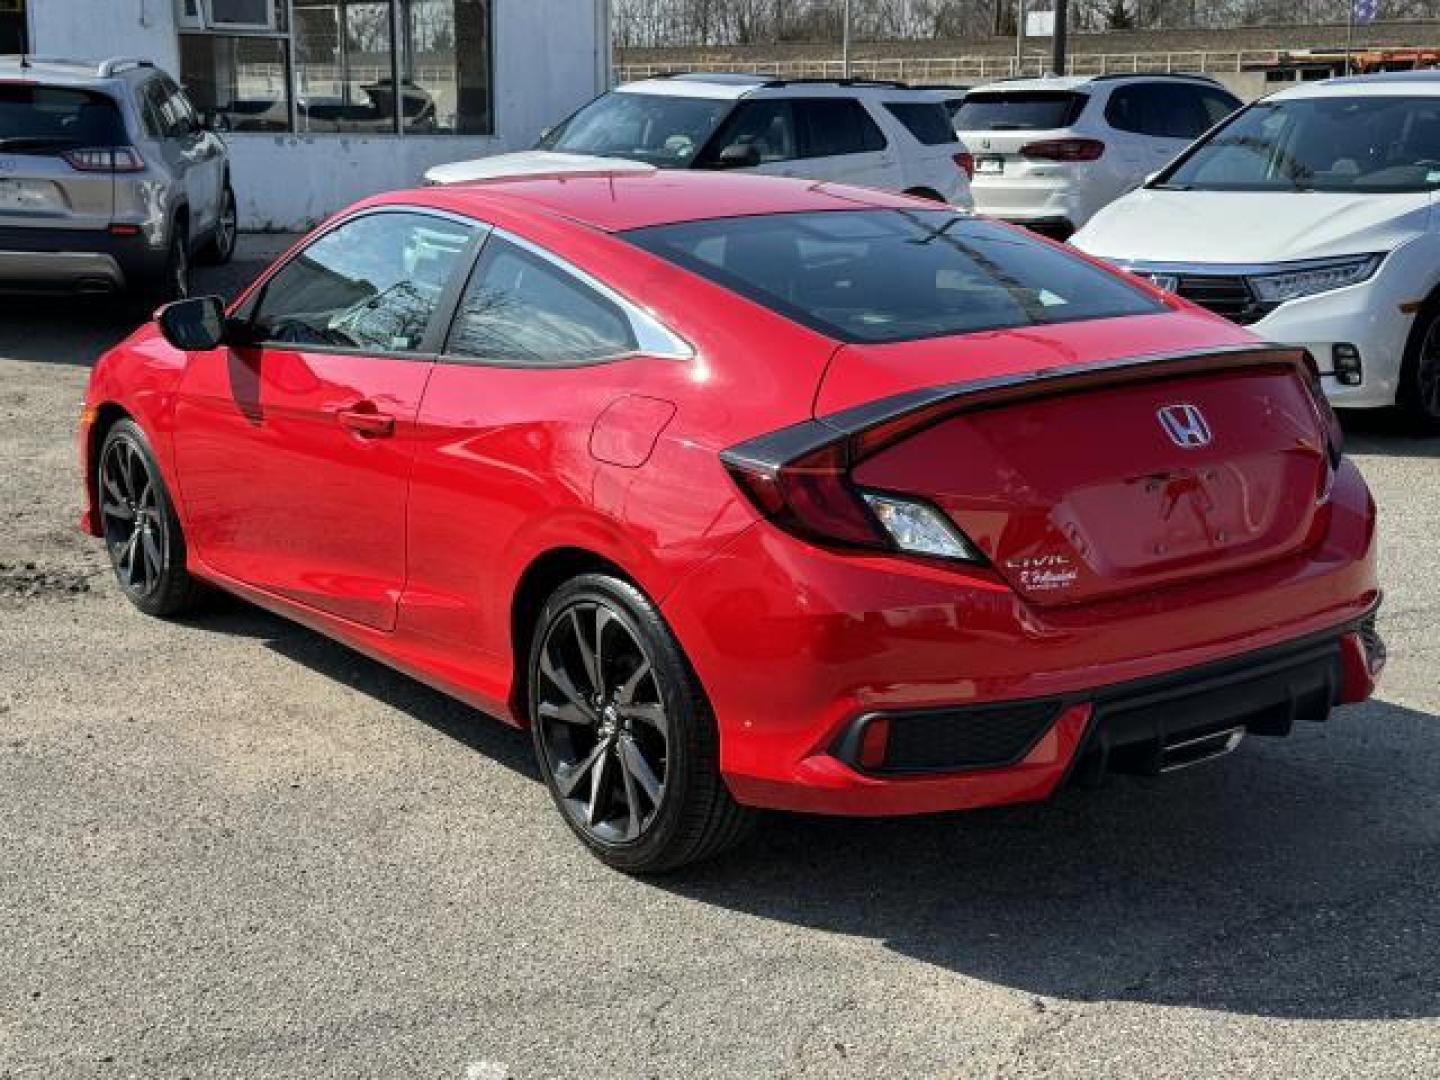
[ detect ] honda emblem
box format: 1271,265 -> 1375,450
1157,403 -> 1212,448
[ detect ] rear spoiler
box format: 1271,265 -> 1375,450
721,342 -> 1332,474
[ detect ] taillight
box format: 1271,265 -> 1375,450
953,152 -> 974,180
63,146 -> 145,173
1299,351 -> 1344,468
721,428 -> 985,562
1019,138 -> 1104,162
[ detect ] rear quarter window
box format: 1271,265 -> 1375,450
0,86 -> 127,150
884,102 -> 959,145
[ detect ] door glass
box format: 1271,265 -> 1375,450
251,211 -> 476,351
699,100 -> 797,165
446,236 -> 637,365
796,99 -> 886,157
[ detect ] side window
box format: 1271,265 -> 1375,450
700,100 -> 797,165
139,80 -> 170,138
883,101 -> 958,146
446,236 -> 637,366
251,212 -> 477,352
796,99 -> 887,157
1105,85 -> 1157,136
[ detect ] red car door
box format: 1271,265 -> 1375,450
171,209 -> 480,630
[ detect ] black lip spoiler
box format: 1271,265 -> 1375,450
720,342 -> 1316,474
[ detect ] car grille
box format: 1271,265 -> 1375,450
1170,273 -> 1276,326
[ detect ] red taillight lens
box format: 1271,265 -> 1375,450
953,152 -> 974,180
1299,351 -> 1344,467
724,442 -> 886,549
1019,138 -> 1104,162
63,146 -> 145,173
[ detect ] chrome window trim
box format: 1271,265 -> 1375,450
489,227 -> 695,361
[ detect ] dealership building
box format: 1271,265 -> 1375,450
13,1 -> 612,229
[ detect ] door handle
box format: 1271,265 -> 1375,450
337,403 -> 395,437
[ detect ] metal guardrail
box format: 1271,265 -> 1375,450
617,49 -> 1298,84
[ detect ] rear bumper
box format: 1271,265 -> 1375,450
0,228 -> 166,294
661,459 -> 1380,816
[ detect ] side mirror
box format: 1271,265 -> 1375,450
157,295 -> 226,351
716,142 -> 760,169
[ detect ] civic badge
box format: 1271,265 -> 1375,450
1157,403 -> 1212,448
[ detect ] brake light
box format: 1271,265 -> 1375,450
1019,138 -> 1104,162
953,152 -> 974,180
722,426 -> 985,561
1299,351 -> 1344,468
63,146 -> 145,173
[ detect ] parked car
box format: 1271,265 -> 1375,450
429,73 -> 973,206
80,171 -> 1381,873
213,80 -> 438,134
1072,71 -> 1440,429
954,73 -> 1241,239
0,55 -> 235,301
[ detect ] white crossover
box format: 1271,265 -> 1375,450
954,73 -> 1241,239
1073,71 -> 1440,427
430,73 -> 973,209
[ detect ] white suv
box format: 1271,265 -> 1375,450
955,73 -> 1240,239
1073,71 -> 1440,429
496,73 -> 973,207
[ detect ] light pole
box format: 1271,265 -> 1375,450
841,0 -> 852,79
1051,0 -> 1069,76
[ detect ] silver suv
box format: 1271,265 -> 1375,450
0,55 -> 235,302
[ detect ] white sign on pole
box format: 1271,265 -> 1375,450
1026,10 -> 1056,37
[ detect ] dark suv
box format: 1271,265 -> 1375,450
0,55 -> 235,301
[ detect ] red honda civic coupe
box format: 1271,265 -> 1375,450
79,169 -> 1383,872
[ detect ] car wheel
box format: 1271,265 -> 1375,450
97,420 -> 205,617
1398,298 -> 1440,433
143,221 -> 190,309
529,573 -> 756,873
199,185 -> 238,266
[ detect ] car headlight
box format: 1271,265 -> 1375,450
860,490 -> 985,562
1247,255 -> 1383,303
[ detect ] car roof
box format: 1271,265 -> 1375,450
968,72 -> 1222,94
0,55 -> 156,86
1268,69 -> 1440,101
615,73 -> 943,102
375,170 -> 930,234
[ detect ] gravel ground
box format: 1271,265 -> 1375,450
1,236 -> 1437,1079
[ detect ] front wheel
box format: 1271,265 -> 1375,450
1398,297 -> 1440,433
529,574 -> 755,873
97,420 -> 205,617
199,185 -> 237,266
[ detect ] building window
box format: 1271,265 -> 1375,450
0,0 -> 26,54
177,0 -> 492,136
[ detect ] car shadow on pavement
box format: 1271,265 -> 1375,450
176,593 -> 539,781
1340,410 -> 1440,458
658,696 -> 1440,1022
178,590 -> 1440,1022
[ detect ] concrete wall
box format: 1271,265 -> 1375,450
28,0 -> 610,230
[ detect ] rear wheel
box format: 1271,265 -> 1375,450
529,574 -> 755,873
1398,298 -> 1440,433
97,420 -> 205,617
140,220 -> 190,309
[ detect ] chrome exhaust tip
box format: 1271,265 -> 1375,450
1158,726 -> 1246,774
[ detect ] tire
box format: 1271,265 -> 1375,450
198,184 -> 237,266
96,419 -> 205,617
142,219 -> 190,309
528,573 -> 756,873
1397,295 -> 1440,434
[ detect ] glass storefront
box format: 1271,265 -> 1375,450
178,0 -> 493,136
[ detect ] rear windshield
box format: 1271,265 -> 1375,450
537,90 -> 732,168
884,101 -> 958,145
954,91 -> 1087,132
623,209 -> 1162,344
1160,95 -> 1440,193
0,86 -> 127,152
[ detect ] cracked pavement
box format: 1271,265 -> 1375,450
1,236 -> 1437,1078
